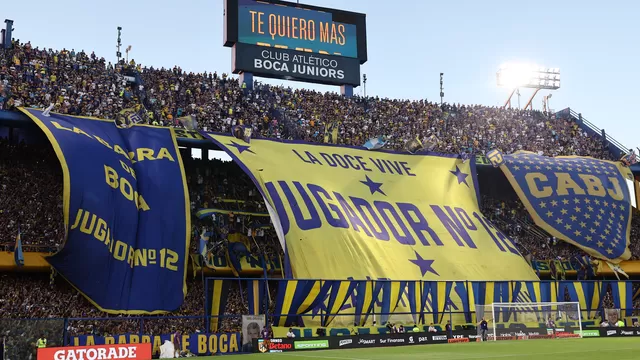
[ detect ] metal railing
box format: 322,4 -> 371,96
557,108 -> 629,158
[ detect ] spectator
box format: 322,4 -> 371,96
286,328 -> 295,338
0,39 -> 638,330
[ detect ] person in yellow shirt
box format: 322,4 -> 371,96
36,335 -> 47,349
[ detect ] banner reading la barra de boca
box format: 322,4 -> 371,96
494,151 -> 633,263
201,134 -> 537,281
21,108 -> 190,313
70,332 -> 240,356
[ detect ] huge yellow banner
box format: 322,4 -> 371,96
204,134 -> 537,281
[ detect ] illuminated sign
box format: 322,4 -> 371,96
232,43 -> 360,86
237,0 -> 358,58
224,0 -> 367,86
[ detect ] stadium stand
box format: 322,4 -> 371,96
1,39 -> 639,339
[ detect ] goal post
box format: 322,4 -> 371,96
476,302 -> 583,341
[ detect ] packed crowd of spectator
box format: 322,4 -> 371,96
0,138 -> 64,252
483,196 -> 640,261
0,41 -> 138,118
2,40 -> 614,159
1,39 -> 639,327
0,272 -> 264,336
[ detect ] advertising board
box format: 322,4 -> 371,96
37,344 -> 152,360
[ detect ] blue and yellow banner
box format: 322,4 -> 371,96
496,151 -> 633,263
20,108 -> 190,314
267,279 -> 640,328
247,280 -> 267,315
201,134 -> 538,281
70,332 -> 240,356
207,279 -> 231,332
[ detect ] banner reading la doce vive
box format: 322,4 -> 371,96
21,108 -> 190,313
201,134 -> 537,281
496,151 -> 633,263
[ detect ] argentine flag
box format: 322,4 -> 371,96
363,136 -> 386,150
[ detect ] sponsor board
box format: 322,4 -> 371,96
597,328 -> 640,337
257,338 -> 294,353
431,335 -> 448,342
338,339 -> 353,347
254,327 -> 611,353
356,338 -> 377,346
379,337 -> 405,345
294,340 -> 329,350
575,330 -> 600,337
545,328 -> 565,335
37,344 -> 151,360
497,330 -> 541,337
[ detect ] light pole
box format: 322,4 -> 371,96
116,26 -> 122,63
439,73 -> 444,107
363,74 -> 367,97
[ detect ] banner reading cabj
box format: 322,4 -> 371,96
201,134 -> 537,281
495,151 -> 633,263
21,108 -> 190,313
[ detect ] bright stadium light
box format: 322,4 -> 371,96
497,63 -> 560,90
498,62 -> 560,110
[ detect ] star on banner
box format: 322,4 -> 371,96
360,175 -> 386,196
450,166 -> 469,187
409,251 -> 439,277
227,141 -> 254,154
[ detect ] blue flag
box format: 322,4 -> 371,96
20,108 -> 190,314
498,151 -> 633,262
14,226 -> 24,267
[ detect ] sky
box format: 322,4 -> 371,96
3,0 -> 639,150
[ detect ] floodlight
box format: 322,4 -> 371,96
498,62 -> 561,109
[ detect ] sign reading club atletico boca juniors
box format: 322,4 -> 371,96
201,133 -> 538,281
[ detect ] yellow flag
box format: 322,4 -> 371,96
203,134 -> 537,281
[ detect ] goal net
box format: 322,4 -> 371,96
476,302 -> 583,341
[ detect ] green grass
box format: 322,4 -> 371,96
189,338 -> 640,359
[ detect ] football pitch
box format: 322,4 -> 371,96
191,338 -> 640,359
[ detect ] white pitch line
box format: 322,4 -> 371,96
278,343 -> 640,360
402,344 -> 640,359
280,353 -> 371,360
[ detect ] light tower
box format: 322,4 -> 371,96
497,63 -> 560,110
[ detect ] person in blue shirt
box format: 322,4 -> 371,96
478,318 -> 490,342
445,320 -> 453,339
